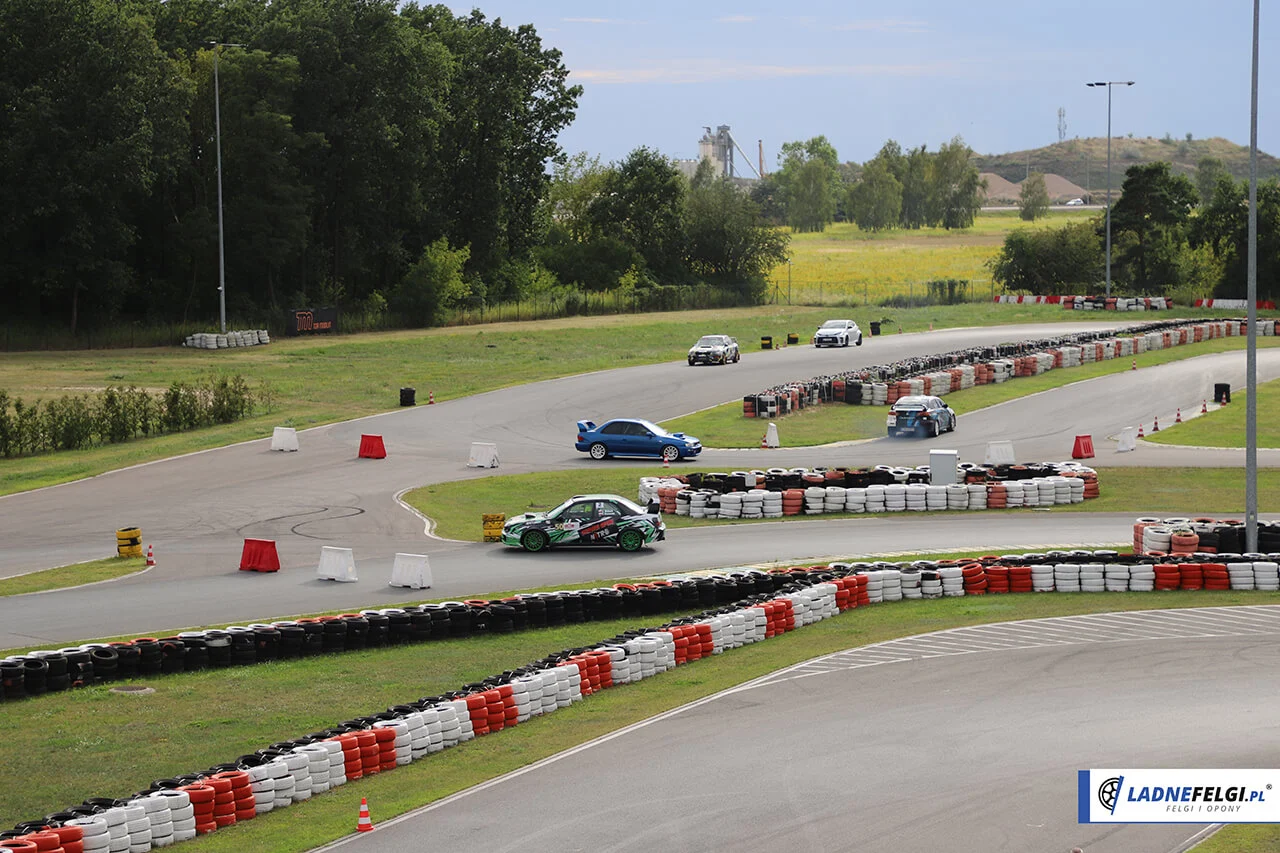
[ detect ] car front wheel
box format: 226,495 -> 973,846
589,442 -> 609,460
618,528 -> 645,552
521,529 -> 550,553
855,334 -> 863,346
661,445 -> 680,462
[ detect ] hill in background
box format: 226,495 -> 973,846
979,172 -> 1088,204
973,136 -> 1280,199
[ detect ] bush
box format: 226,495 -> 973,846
44,395 -> 96,451
162,382 -> 202,432
0,374 -> 259,459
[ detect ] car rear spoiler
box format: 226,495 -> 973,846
576,420 -> 596,432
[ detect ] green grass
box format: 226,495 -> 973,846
1145,378 -> 1280,448
0,556 -> 145,597
0,302 -> 1136,498
768,212 -> 1097,305
665,334 -> 1280,447
403,466 -> 1280,542
5,571 -> 1280,851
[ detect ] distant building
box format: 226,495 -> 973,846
674,125 -> 759,184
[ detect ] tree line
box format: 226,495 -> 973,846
991,159 -> 1280,301
0,0 -> 795,337
750,136 -> 987,233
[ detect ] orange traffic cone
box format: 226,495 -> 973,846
145,544 -> 156,568
428,391 -> 435,404
1137,423 -> 1145,438
1175,408 -> 1182,423
1201,399 -> 1208,414
761,433 -> 768,450
1131,359 -> 1137,371
662,455 -> 670,469
356,797 -> 373,833
1152,416 -> 1160,433
929,321 -> 934,331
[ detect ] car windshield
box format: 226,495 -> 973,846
820,321 -> 847,329
633,419 -> 670,437
696,336 -> 725,346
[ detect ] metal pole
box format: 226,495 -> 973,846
1104,83 -> 1112,300
1246,0 -> 1260,552
787,260 -> 792,305
213,47 -> 227,334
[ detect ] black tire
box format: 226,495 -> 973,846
618,528 -> 645,552
842,337 -> 850,347
521,529 -> 550,553
589,442 -> 609,460
733,351 -> 740,363
948,413 -> 957,433
855,334 -> 863,346
928,419 -> 939,438
661,445 -> 680,462
688,357 -> 695,366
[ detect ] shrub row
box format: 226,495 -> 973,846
0,375 -> 264,458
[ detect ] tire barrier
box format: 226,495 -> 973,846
481,514 -> 505,543
993,294 -> 1172,310
116,528 -> 142,560
640,462 -> 1095,521
182,330 -> 271,349
10,546 -> 1280,840
740,318 -> 1269,419
1193,298 -> 1279,310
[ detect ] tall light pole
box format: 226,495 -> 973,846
1246,0 -> 1260,552
1086,80 -> 1135,300
209,42 -> 244,334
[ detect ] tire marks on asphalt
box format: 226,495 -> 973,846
743,606 -> 1280,691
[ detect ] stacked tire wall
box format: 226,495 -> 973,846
743,318 -> 1270,418
640,461 -> 1098,520
7,539 -> 1279,845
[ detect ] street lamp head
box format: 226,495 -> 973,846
1087,82 -> 1106,87
1123,81 -> 1135,86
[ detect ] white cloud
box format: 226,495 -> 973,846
717,15 -> 756,24
573,58 -> 957,85
837,19 -> 929,33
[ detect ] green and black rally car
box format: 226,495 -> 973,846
500,494 -> 666,553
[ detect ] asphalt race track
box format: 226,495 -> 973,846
4,319 -> 1275,852
0,320 -> 1276,648
317,608 -> 1280,853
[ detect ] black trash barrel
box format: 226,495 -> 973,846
869,321 -> 881,336
400,387 -> 416,406
1214,383 -> 1231,404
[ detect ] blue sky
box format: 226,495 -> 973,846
447,0 -> 1278,168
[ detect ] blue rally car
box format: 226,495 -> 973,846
886,395 -> 957,438
575,418 -> 702,461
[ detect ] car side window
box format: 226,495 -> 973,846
597,501 -> 622,518
564,501 -> 596,520
601,422 -> 628,435
628,422 -> 651,437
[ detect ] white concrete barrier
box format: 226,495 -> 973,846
271,427 -> 299,452
467,442 -> 500,468
389,553 -> 432,589
316,546 -> 358,582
